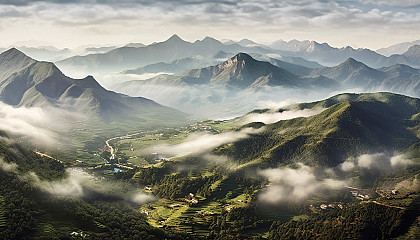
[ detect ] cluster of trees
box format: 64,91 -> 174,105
268,202 -> 417,240
154,174 -> 221,200
0,173 -> 40,239
207,205 -> 271,240
132,166 -> 169,186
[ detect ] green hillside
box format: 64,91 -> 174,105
221,92 -> 420,167
0,132 -> 194,239
116,92 -> 420,239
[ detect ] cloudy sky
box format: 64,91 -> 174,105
0,0 -> 419,49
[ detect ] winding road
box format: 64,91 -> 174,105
33,150 -> 63,164
105,131 -> 143,159
372,201 -> 406,210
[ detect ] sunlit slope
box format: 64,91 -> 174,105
218,92 -> 420,167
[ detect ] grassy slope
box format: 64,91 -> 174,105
219,93 -> 420,168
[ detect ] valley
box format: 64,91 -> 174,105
65,93 -> 418,238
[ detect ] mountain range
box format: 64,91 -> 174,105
0,48 -> 185,122
270,39 -> 420,68
121,56 -> 221,75
117,53 -> 339,90
4,36 -> 419,80
112,53 -> 341,117
56,34 -> 273,74
113,51 -> 420,118
307,58 -> 420,96
121,51 -> 324,77
377,39 -> 420,56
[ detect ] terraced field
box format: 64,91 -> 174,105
145,199 -> 218,237
0,196 -> 6,228
35,208 -> 107,236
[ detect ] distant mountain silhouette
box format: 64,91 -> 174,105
376,40 -> 420,56
270,39 -> 420,68
117,53 -> 339,91
310,58 -> 386,86
0,48 -> 185,122
56,34 -> 273,74
308,57 -> 420,96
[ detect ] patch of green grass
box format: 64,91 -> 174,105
228,193 -> 251,207
291,214 -> 310,221
199,201 -> 223,215
114,132 -> 189,166
201,120 -> 238,133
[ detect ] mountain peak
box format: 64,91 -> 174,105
231,52 -> 255,62
166,34 -> 184,42
340,57 -> 366,68
202,36 -> 217,41
0,47 -> 33,61
196,36 -> 222,45
0,48 -> 37,80
237,39 -> 258,46
343,57 -> 359,64
403,45 -> 420,57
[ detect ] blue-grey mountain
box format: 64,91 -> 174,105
0,48 -> 185,122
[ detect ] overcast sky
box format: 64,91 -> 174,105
0,0 -> 419,49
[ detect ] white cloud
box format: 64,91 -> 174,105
0,0 -> 418,49
0,101 -> 58,145
154,127 -> 263,157
0,157 -> 18,173
0,101 -> 84,146
340,152 -> 414,172
258,163 -> 346,204
241,107 -> 325,125
390,154 -> 414,167
27,169 -> 89,197
14,166 -> 156,204
357,153 -> 390,170
257,99 -> 297,109
131,192 -> 157,204
340,160 -> 355,172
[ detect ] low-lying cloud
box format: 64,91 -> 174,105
99,72 -> 168,89
0,101 -> 84,146
0,157 -> 18,173
258,163 -> 346,204
0,158 -> 156,204
340,152 -> 414,172
131,192 -> 157,204
24,168 -> 155,204
153,127 -> 263,157
24,168 -> 91,197
241,107 -> 325,125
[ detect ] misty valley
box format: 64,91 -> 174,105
0,34 -> 420,240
